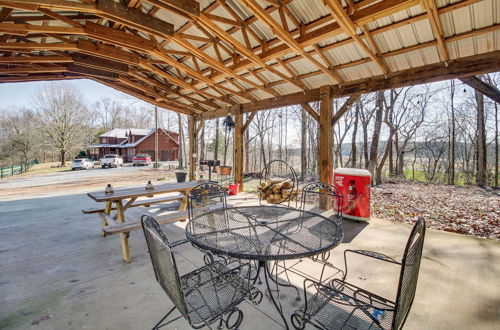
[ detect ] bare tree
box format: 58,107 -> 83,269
369,91 -> 384,183
33,82 -> 88,165
448,80 -> 457,184
475,89 -> 486,186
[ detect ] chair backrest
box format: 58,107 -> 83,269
393,218 -> 426,330
299,182 -> 343,220
141,215 -> 189,317
187,182 -> 227,220
259,160 -> 298,206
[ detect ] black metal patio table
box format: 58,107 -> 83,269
186,205 -> 344,329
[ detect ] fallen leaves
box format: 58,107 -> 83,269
371,180 -> 499,240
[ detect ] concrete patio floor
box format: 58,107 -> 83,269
0,189 -> 499,329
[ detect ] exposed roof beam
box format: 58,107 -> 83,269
240,0 -> 342,84
323,0 -> 389,74
90,76 -> 193,114
301,103 -> 320,122
420,0 -> 449,61
0,64 -> 67,73
144,0 -> 200,16
331,94 -> 360,126
459,76 -> 500,104
0,55 -> 72,63
198,50 -> 500,118
202,0 -> 421,83
97,0 -> 173,38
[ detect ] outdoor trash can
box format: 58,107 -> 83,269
175,172 -> 187,183
334,168 -> 371,221
228,183 -> 239,195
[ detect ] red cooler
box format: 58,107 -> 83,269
334,168 -> 371,221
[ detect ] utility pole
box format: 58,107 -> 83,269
155,105 -> 159,168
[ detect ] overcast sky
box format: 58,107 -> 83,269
0,79 -> 148,110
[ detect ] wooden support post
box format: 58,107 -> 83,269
188,116 -> 197,181
234,110 -> 244,192
319,85 -> 333,209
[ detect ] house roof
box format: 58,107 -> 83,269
90,128 -> 179,149
0,0 -> 498,116
99,128 -> 149,139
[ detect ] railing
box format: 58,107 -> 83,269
0,159 -> 38,179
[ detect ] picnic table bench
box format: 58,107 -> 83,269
84,181 -> 202,262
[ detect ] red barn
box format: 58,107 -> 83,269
87,128 -> 179,162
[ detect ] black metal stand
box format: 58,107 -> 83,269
257,260 -> 291,329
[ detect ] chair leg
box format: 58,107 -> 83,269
152,306 -> 177,330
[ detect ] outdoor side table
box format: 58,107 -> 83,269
186,205 -> 344,329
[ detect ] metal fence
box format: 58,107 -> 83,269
0,159 -> 38,179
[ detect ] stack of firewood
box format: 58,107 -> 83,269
258,178 -> 293,203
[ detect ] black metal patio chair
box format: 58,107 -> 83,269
188,182 -> 261,281
187,182 -> 227,221
299,182 -> 343,220
291,218 -> 426,330
141,215 -> 262,329
298,182 -> 344,282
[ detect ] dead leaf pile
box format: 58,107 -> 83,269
371,180 -> 499,240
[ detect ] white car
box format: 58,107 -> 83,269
100,154 -> 124,168
70,158 -> 94,170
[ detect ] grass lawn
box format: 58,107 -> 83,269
19,162 -> 70,177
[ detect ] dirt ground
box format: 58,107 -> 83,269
1,167 -> 498,240
0,166 -> 178,198
371,180 -> 500,240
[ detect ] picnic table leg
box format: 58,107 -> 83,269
116,201 -> 132,263
101,201 -> 112,237
178,191 -> 188,222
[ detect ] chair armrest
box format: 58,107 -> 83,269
330,279 -> 395,308
343,249 -> 400,281
170,238 -> 191,248
346,249 -> 400,264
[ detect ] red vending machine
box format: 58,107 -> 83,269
334,168 -> 371,221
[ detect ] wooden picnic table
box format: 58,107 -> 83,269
85,181 -> 201,262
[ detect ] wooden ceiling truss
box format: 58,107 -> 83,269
0,0 -> 497,117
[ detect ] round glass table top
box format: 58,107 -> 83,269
186,205 -> 344,261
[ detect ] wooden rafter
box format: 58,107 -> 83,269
459,76 -> 500,104
198,50 -> 500,118
0,0 -> 497,117
323,0 -> 388,74
240,0 -> 342,84
420,0 -> 449,61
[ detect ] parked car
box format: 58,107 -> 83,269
100,154 -> 124,168
132,153 -> 152,166
70,158 -> 94,170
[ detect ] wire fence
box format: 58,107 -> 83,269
0,159 -> 38,179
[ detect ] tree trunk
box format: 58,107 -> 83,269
369,92 -> 384,183
245,115 -> 250,173
388,139 -> 393,176
214,119 -> 219,161
475,90 -> 486,186
351,102 -> 359,167
177,113 -> 184,169
495,103 -> 498,188
301,107 -> 307,181
449,80 -> 456,185
397,140 -> 409,176
60,149 -> 65,166
199,125 -> 205,170
375,131 -> 394,185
